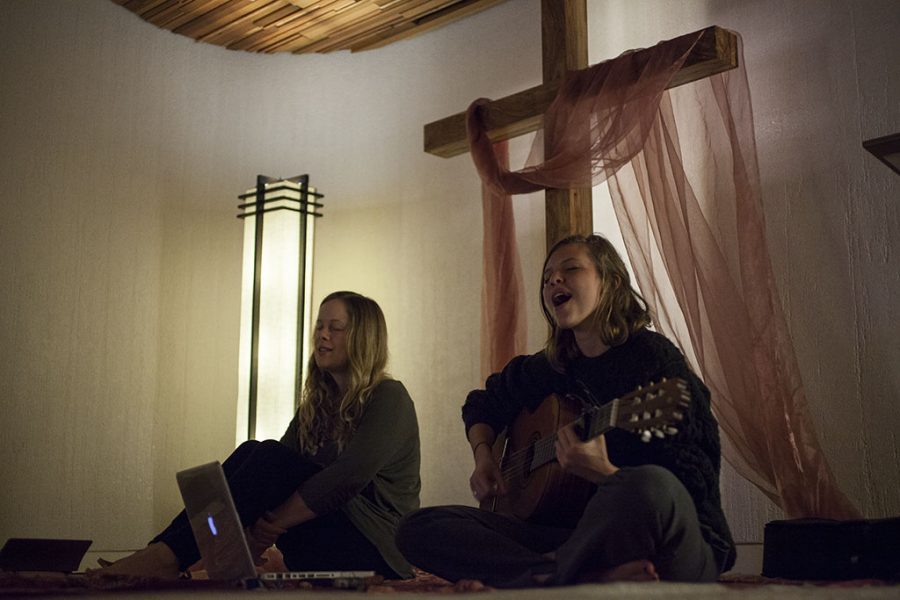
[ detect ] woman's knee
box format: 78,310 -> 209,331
226,439 -> 309,485
396,508 -> 434,552
236,440 -> 260,449
626,464 -> 684,502
396,506 -> 465,557
230,439 -> 292,462
395,512 -> 422,560
590,465 -> 686,519
231,439 -> 261,458
243,439 -> 295,464
222,439 -> 261,471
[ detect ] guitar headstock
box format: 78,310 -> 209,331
581,378 -> 690,442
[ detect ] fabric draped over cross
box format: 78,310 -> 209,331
479,140 -> 528,380
467,29 -> 859,519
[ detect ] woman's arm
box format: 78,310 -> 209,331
246,492 -> 316,557
462,353 -> 561,434
264,491 -> 316,529
467,423 -> 507,500
463,353 -> 562,500
296,380 -> 418,515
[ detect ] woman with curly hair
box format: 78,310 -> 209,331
100,291 -> 421,579
397,235 -> 734,587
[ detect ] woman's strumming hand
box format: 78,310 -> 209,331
469,442 -> 507,502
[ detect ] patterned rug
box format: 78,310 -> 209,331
2,569 -> 898,597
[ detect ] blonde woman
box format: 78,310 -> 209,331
101,291 -> 421,579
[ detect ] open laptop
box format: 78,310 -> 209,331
0,538 -> 92,574
176,461 -> 374,587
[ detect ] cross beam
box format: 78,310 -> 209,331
424,1 -> 737,248
424,25 -> 738,159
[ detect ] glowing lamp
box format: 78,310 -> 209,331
236,175 -> 323,441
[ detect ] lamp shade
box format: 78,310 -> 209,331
236,175 -> 322,442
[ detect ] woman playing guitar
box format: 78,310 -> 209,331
397,234 -> 735,587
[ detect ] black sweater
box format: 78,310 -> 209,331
462,328 -> 736,573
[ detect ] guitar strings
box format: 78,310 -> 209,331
493,382 -> 680,483
498,423 -> 571,481
496,396 -> 656,481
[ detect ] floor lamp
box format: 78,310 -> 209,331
236,175 -> 323,442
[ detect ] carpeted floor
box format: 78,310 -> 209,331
2,570 -> 898,599
3,546 -> 897,598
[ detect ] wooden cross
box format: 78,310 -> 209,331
423,0 -> 737,250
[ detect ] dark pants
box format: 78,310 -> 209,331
396,465 -> 718,587
151,440 -> 397,577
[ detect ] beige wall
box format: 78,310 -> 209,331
1,0 -> 897,554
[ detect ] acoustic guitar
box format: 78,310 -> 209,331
481,378 -> 690,527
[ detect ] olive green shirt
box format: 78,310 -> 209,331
279,379 -> 421,577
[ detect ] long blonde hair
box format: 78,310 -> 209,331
295,291 -> 389,453
541,234 -> 652,370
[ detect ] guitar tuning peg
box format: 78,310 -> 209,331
640,430 -> 652,443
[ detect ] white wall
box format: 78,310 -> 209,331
0,0 -> 897,556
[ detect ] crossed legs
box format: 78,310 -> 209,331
397,465 -> 718,587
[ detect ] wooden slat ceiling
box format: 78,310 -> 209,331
113,0 -> 509,54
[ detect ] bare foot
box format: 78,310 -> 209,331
578,559 -> 659,583
453,579 -> 494,592
88,543 -> 181,580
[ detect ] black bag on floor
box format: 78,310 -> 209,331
762,517 -> 900,580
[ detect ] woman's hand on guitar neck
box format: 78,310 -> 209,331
556,425 -> 619,483
469,442 -> 508,502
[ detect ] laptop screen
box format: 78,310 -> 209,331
0,538 -> 92,573
175,461 -> 377,587
175,461 -> 257,581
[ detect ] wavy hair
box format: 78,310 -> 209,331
295,291 -> 389,453
541,234 -> 652,370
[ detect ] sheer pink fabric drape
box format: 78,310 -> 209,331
479,141 -> 528,380
467,30 -> 858,519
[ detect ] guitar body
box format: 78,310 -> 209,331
478,378 -> 689,529
487,394 -> 596,528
